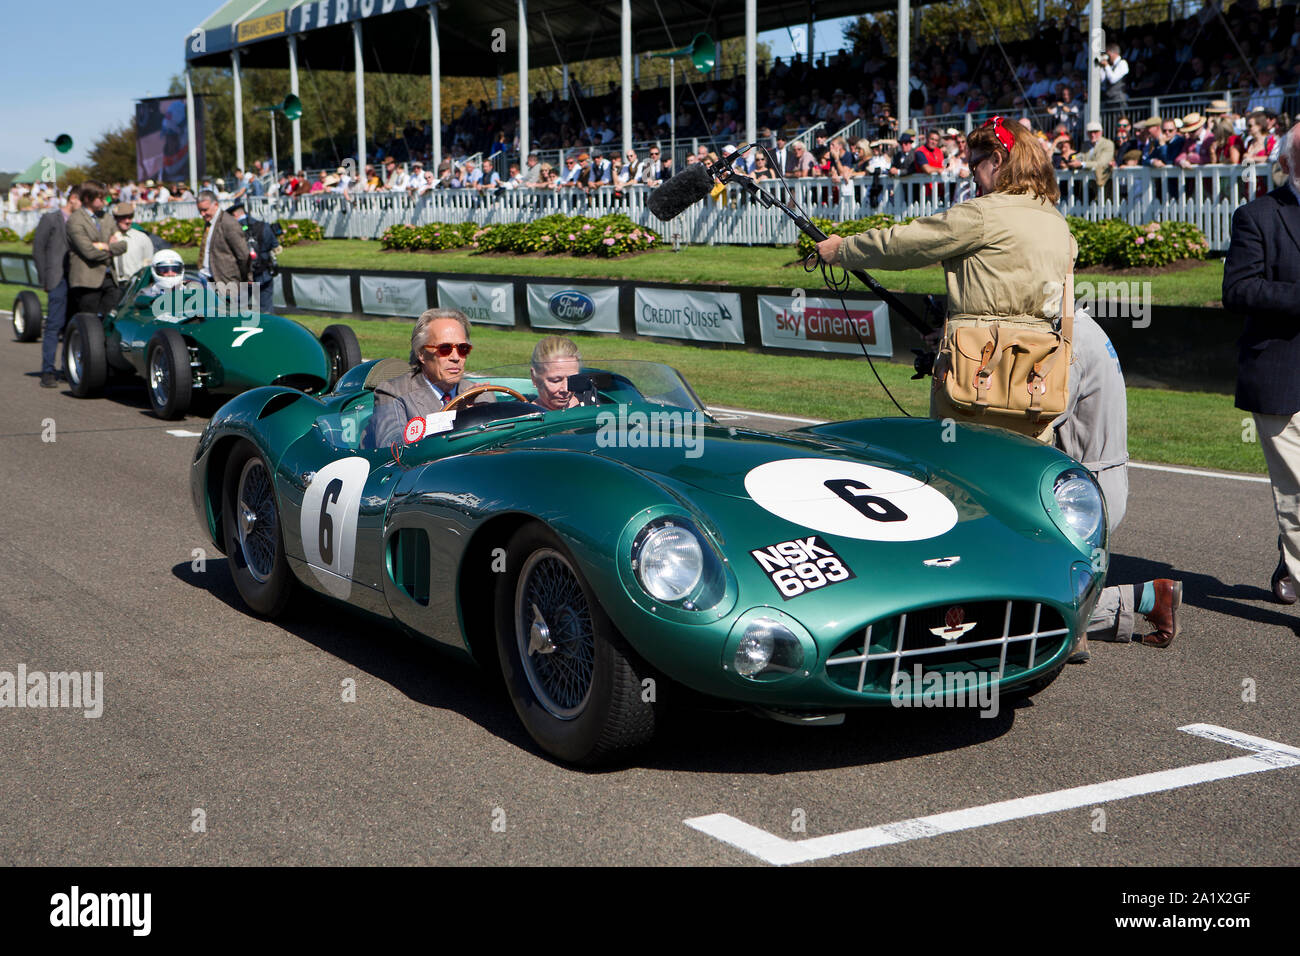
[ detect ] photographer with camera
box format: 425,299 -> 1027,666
228,201 -> 281,314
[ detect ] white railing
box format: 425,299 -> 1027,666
2,165 -> 1268,252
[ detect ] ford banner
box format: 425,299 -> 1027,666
527,283 -> 620,333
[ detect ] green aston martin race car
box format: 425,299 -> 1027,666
24,269 -> 361,419
190,358 -> 1107,765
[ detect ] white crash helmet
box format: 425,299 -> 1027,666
150,249 -> 185,290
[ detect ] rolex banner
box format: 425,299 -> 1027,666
437,279 -> 515,327
361,275 -> 428,318
633,288 -> 744,343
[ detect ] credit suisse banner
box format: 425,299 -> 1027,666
291,273 -> 351,313
360,275 -> 428,317
527,283 -> 620,333
633,288 -> 744,344
757,294 -> 893,357
437,279 -> 514,327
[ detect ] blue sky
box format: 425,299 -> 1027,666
0,2 -> 854,172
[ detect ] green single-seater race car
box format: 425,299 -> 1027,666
190,358 -> 1108,765
15,269 -> 361,419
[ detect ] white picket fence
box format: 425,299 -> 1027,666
2,164 -> 1270,251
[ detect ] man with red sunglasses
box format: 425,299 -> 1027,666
368,307 -> 494,447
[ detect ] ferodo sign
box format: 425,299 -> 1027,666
634,288 -> 744,343
527,283 -> 620,333
758,294 -> 893,357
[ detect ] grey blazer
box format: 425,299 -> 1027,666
32,210 -> 69,290
366,367 -> 494,448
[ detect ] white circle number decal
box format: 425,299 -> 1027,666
744,458 -> 958,542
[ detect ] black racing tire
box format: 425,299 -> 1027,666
320,324 -> 362,388
63,313 -> 107,397
1003,661 -> 1067,703
221,441 -> 294,619
12,290 -> 42,342
494,522 -> 657,765
145,327 -> 192,419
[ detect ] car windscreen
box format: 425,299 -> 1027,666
469,360 -> 704,412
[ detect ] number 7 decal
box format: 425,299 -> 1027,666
232,325 -> 264,347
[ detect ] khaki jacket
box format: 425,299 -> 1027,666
66,208 -> 126,289
836,191 -> 1077,332
1078,136 -> 1115,187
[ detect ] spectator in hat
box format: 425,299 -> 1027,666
889,131 -> 916,175
1069,121 -> 1115,189
106,202 -> 152,284
1174,112 -> 1211,167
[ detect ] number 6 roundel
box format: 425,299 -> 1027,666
300,456 -> 371,598
744,458 -> 958,542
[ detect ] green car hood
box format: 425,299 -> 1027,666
184,314 -> 330,392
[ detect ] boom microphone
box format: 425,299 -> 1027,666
646,162 -> 716,222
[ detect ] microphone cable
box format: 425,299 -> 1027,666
800,244 -> 916,418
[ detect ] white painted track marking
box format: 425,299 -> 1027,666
165,429 -> 202,437
707,406 -> 1267,483
685,724 -> 1300,865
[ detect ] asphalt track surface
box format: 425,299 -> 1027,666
1,334 -> 1297,867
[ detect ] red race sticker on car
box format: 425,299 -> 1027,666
404,417 -> 427,443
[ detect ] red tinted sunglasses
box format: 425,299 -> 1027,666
424,342 -> 472,358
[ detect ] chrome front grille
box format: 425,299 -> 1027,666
825,600 -> 1070,695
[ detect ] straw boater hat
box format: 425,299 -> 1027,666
1181,112 -> 1206,134
324,173 -> 340,186
1205,99 -> 1230,115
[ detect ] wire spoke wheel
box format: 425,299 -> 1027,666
515,549 -> 595,720
12,299 -> 24,336
235,457 -> 278,584
149,347 -> 170,408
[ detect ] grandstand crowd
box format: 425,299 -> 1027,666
5,1 -> 1296,215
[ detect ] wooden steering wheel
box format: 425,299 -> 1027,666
443,383 -> 528,410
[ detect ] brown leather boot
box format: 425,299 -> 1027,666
1140,580 -> 1182,648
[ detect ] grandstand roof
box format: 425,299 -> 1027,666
186,0 -> 916,75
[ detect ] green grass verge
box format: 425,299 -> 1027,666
0,239 -> 1226,307
282,311 -> 1264,475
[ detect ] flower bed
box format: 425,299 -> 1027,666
381,214 -> 660,258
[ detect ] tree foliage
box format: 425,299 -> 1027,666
86,123 -> 137,183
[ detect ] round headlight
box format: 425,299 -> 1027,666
1054,473 -> 1103,542
733,617 -> 805,679
636,524 -> 704,602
